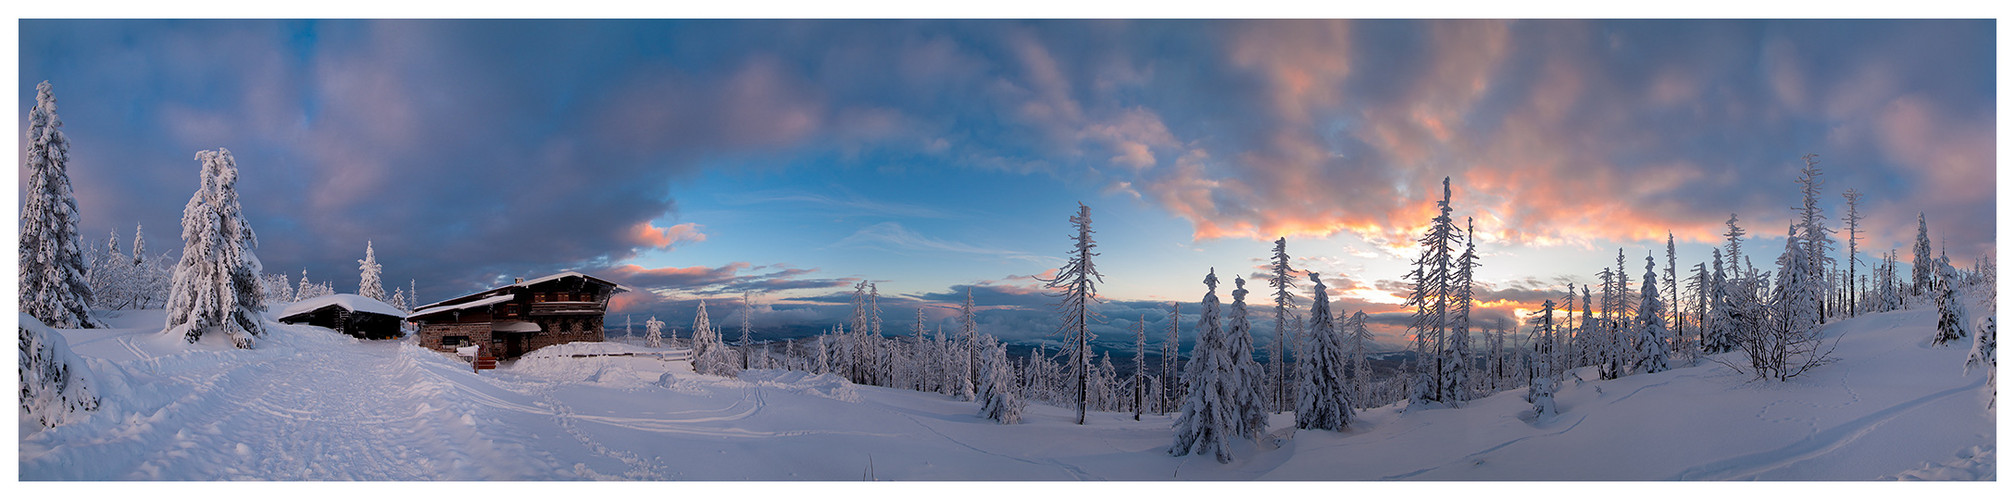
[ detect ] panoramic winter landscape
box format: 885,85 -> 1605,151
14,18 -> 2000,485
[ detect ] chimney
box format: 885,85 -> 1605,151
514,277 -> 523,284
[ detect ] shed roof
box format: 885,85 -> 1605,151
279,294 -> 406,320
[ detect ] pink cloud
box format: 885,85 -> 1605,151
629,221 -> 707,249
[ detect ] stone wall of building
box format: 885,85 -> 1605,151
525,316 -> 606,354
418,321 -> 492,353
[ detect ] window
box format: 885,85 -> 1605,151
442,336 -> 470,347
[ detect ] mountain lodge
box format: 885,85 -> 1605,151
407,271 -> 628,358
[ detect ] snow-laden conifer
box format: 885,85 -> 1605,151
1403,177 -> 1463,407
1439,218 -> 1478,404
1636,254 -> 1671,374
1044,203 -> 1105,425
1345,310 -> 1372,407
1163,302 -> 1181,414
693,300 -> 739,377
1295,272 -> 1354,431
1226,277 -> 1269,436
1170,269 -> 1239,463
1914,213 -> 1934,296
1267,237 -> 1297,412
1134,313 -> 1148,420
1967,316 -> 1995,408
357,241 -> 385,301
975,335 -> 1023,424
19,81 -> 100,329
953,287 -> 978,401
164,148 -> 265,348
1934,260 -> 1970,346
1724,213 -> 1747,276
1843,189 -> 1864,316
645,316 -> 665,348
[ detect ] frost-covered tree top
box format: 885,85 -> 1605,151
19,81 -> 100,329
358,241 -> 385,301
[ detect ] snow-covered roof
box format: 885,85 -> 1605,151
407,294 -> 514,319
279,294 -> 406,319
412,271 -> 630,312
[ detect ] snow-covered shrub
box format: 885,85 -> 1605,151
19,314 -> 101,427
974,335 -> 1023,424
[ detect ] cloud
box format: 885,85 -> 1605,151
831,222 -> 1058,265
629,221 -> 706,249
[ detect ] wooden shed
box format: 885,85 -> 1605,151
277,294 -> 408,339
406,272 -> 628,358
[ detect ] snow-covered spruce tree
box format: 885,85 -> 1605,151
1667,233 -> 1682,343
975,335 -> 1024,424
20,81 -> 101,329
164,149 -> 265,348
740,291 -> 755,347
1163,301 -> 1182,414
1794,154 -> 1835,323
693,301 -> 740,377
1345,311 -> 1372,408
1913,213 -> 1934,297
1723,213 -> 1747,277
646,316 -> 664,348
1523,313 -> 1559,420
1295,272 -> 1355,431
1967,316 -> 1995,408
1170,269 -> 1239,463
845,282 -> 868,382
1226,277 -> 1269,437
1595,267 -> 1624,380
1134,313 -> 1148,420
1267,237 -> 1297,412
19,314 -> 103,427
1707,248 -> 1736,354
357,241 -> 385,301
1684,261 -> 1710,363
1842,189 -> 1863,317
953,287 -> 977,401
1044,203 -> 1105,425
1934,260 -> 1970,346
1403,177 -> 1463,407
265,273 -> 296,305
1439,218 -> 1478,404
1636,254 -> 1671,374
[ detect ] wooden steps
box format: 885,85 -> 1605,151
474,354 -> 498,372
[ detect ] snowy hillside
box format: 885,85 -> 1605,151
19,299 -> 1993,480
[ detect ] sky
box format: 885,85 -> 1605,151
15,19 -> 1997,354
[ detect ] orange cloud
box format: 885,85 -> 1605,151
630,221 -> 706,249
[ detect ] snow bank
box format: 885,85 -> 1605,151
18,314 -> 103,427
742,369 -> 859,403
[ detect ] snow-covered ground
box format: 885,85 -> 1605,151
17,300 -> 1995,481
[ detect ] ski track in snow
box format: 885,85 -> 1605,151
1379,414 -> 1590,480
1671,375 -> 1988,480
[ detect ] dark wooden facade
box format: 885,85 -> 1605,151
407,272 -> 628,358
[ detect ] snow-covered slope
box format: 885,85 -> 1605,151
18,302 -> 1994,480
